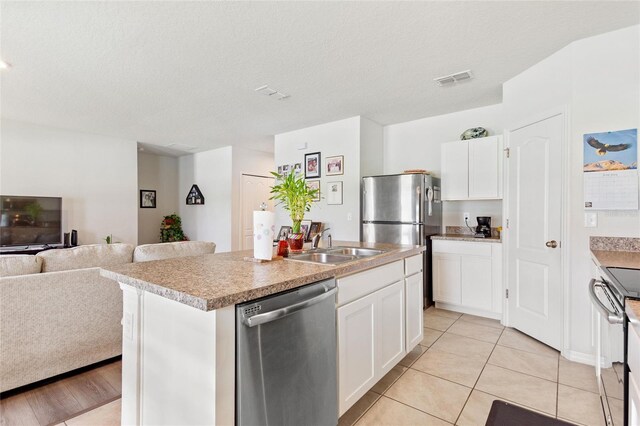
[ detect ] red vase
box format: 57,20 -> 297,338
287,233 -> 305,252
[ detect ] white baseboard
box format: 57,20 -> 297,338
434,302 -> 502,321
563,350 -> 612,368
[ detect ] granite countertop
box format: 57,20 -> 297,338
431,234 -> 502,243
627,300 -> 640,326
100,241 -> 424,312
591,250 -> 640,270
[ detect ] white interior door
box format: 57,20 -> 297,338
507,112 -> 564,351
240,174 -> 274,250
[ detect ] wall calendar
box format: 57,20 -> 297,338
583,128 -> 638,210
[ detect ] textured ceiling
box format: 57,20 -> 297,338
2,1 -> 639,154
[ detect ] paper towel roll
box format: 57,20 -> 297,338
253,211 -> 275,260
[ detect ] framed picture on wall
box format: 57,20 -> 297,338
326,155 -> 344,176
305,152 -> 321,178
327,182 -> 343,205
307,180 -> 320,201
140,190 -> 156,208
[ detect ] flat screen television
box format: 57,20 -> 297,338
0,195 -> 62,247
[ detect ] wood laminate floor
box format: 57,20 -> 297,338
0,360 -> 121,426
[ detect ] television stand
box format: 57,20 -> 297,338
0,245 -> 66,256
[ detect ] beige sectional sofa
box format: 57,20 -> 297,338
0,241 -> 216,393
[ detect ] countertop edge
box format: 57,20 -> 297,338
591,249 -> 640,270
431,234 -> 502,244
101,245 -> 425,312
627,300 -> 640,326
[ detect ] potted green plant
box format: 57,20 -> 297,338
160,213 -> 188,242
270,171 -> 319,252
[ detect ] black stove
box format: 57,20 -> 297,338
603,267 -> 640,306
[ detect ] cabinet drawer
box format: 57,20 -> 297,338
405,255 -> 423,276
630,320 -> 640,375
433,240 -> 493,257
337,261 -> 404,306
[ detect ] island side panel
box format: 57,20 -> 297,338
120,283 -> 235,426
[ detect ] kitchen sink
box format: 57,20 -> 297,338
326,247 -> 386,257
286,252 -> 356,265
286,246 -> 387,265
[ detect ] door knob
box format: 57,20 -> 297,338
546,240 -> 558,248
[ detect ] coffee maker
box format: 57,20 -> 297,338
475,216 -> 491,238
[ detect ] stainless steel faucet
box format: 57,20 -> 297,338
311,228 -> 331,249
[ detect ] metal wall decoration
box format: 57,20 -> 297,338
186,184 -> 205,205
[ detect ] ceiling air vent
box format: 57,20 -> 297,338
255,85 -> 290,100
434,70 -> 473,86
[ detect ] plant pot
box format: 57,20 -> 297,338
287,233 -> 305,252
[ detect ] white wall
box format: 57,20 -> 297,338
177,146 -> 273,252
384,104 -> 504,228
569,25 -> 640,357
383,104 -> 503,176
503,25 -> 640,362
230,147 -> 274,251
0,119 -> 138,245
137,152 -> 179,245
360,117 -> 384,178
274,117 -> 363,241
178,147 -> 233,252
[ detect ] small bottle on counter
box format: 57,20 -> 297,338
277,237 -> 289,258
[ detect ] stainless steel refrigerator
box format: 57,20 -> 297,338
361,173 -> 442,307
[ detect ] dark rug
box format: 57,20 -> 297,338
485,400 -> 575,426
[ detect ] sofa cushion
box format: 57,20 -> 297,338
0,255 -> 43,277
133,241 -> 216,262
37,243 -> 134,272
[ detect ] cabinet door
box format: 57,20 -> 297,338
405,273 -> 424,351
337,292 -> 377,416
441,141 -> 469,200
377,281 -> 406,376
631,373 -> 640,426
461,255 -> 493,311
468,136 -> 502,199
433,253 -> 462,304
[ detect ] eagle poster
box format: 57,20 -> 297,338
584,128 -> 638,210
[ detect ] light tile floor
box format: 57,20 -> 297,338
340,307 -> 622,426
60,307 -> 621,426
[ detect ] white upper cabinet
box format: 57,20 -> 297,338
441,135 -> 503,200
441,140 -> 469,200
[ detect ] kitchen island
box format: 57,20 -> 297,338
101,241 -> 424,426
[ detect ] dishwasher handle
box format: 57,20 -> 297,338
588,278 -> 624,325
243,287 -> 337,327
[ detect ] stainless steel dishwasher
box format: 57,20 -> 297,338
236,278 -> 338,426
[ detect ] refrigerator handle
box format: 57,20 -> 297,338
426,187 -> 434,217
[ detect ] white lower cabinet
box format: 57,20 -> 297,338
337,291 -> 378,414
628,311 -> 640,423
377,281 -> 406,375
337,256 -> 422,416
461,256 -> 493,311
405,272 -> 424,350
337,281 -> 404,416
432,240 -> 502,318
433,253 -> 462,304
631,373 -> 640,426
